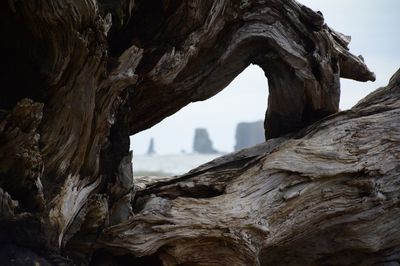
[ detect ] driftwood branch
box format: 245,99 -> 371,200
97,70 -> 400,265
0,0 -> 397,265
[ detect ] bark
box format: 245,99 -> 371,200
0,0 -> 395,265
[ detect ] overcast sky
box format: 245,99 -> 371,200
131,0 -> 400,155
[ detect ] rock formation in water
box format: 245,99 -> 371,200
146,138 -> 156,155
234,120 -> 265,151
193,128 -> 218,154
1,0 -> 397,265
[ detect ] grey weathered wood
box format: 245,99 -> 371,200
126,1 -> 375,139
99,69 -> 400,265
0,0 -> 394,265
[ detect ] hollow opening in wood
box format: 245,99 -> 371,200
130,65 -> 268,180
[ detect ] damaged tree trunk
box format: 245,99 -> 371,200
0,0 -> 397,265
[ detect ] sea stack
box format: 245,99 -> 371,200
146,138 -> 155,155
234,120 -> 265,151
193,128 -> 218,154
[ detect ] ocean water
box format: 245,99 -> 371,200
132,153 -> 222,176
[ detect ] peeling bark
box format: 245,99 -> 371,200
0,0 -> 395,265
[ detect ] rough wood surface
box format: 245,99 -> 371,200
125,0 -> 375,138
0,0 -> 395,265
98,69 -> 400,265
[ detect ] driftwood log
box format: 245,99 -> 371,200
106,70 -> 400,265
0,0 -> 398,265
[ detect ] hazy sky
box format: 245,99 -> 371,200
131,0 -> 399,155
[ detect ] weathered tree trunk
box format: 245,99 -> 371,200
100,70 -> 400,265
0,0 -> 397,265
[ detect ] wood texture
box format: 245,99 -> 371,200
0,0 -> 395,265
98,69 -> 400,265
